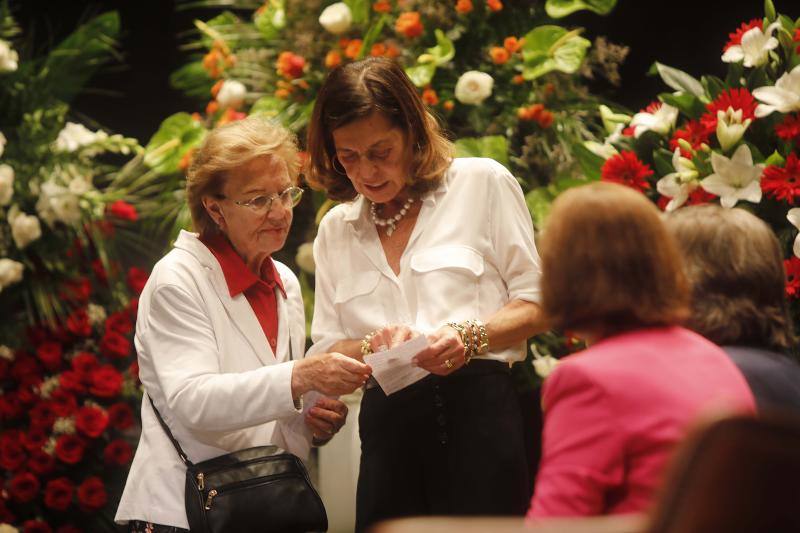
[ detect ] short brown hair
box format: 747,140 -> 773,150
666,204 -> 796,353
306,57 -> 454,201
540,182 -> 689,337
186,116 -> 299,235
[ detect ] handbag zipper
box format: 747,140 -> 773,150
202,473 -> 302,511
204,489 -> 217,510
197,472 -> 204,490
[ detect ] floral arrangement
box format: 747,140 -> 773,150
1,8 -> 148,531
575,0 -> 800,330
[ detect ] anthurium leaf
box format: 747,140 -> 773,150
765,150 -> 786,167
544,0 -> 617,18
521,25 -> 590,80
144,112 -> 207,174
650,62 -> 705,98
455,135 -> 509,167
572,143 -> 604,181
405,63 -> 437,87
170,61 -> 214,99
428,29 -> 455,66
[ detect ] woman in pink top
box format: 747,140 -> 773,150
527,183 -> 755,520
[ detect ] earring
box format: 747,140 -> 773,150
330,155 -> 347,175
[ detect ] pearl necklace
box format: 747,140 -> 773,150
370,197 -> 415,236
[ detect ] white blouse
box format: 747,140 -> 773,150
308,158 -> 542,363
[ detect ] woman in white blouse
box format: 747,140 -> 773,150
306,57 -> 547,531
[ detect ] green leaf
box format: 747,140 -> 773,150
545,0 -> 617,18
701,75 -> 727,100
455,136 -> 509,167
250,95 -> 290,117
765,0 -> 776,23
170,61 -> 214,100
144,113 -> 207,174
521,25 -> 591,81
649,62 -> 705,98
658,92 -> 706,119
572,143 -> 604,181
359,15 -> 387,60
253,0 -> 286,40
427,29 -> 455,66
653,148 -> 675,176
525,187 -> 555,229
405,63 -> 437,87
344,0 -> 369,25
765,150 -> 786,167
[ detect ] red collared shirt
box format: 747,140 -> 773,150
200,232 -> 286,355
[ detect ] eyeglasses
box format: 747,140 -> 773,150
226,186 -> 304,215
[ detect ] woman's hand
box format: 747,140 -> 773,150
291,352 -> 372,398
305,397 -> 348,445
412,325 -> 465,376
368,324 -> 417,352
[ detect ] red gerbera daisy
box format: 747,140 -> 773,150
600,151 -> 653,193
776,114 -> 800,144
700,88 -> 758,131
762,153 -> 800,204
723,19 -> 763,52
669,119 -> 713,156
686,187 -> 717,206
784,257 -> 800,299
794,28 -> 800,54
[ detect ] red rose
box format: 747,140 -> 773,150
127,296 -> 139,317
63,277 -> 91,303
22,426 -> 49,452
105,311 -> 132,335
59,370 -> 88,395
89,365 -> 123,398
17,384 -> 39,405
92,259 -> 108,284
55,434 -> 85,464
28,449 -> 56,475
127,267 -> 148,295
129,360 -> 140,382
0,434 -> 27,471
71,351 -> 99,374
0,392 -> 23,420
30,400 -> 57,430
75,405 -> 109,438
50,388 -> 78,417
22,520 -> 52,533
11,354 -> 42,383
108,200 -> 138,221
36,341 -> 63,371
100,330 -> 131,360
104,439 -> 133,466
45,477 -> 75,511
9,471 -> 40,503
108,402 -> 134,430
77,476 -> 107,512
66,308 -> 92,338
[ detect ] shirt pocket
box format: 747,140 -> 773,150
410,245 -> 484,329
333,270 -> 388,338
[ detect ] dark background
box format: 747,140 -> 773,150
11,0 -> 769,142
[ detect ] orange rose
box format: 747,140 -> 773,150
385,43 -> 401,58
422,87 -> 439,106
276,51 -> 306,79
396,12 -> 423,38
275,88 -> 292,99
537,110 -> 554,128
371,43 -> 388,57
373,0 -> 391,13
518,103 -> 544,121
512,74 -> 525,85
210,80 -> 224,98
345,39 -> 363,59
443,100 -> 455,111
489,46 -> 510,65
202,49 -> 222,78
504,36 -> 522,53
206,100 -> 219,115
339,37 -> 350,49
486,0 -> 502,11
455,0 -> 473,14
325,50 -> 342,69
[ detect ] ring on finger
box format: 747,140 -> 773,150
444,358 -> 454,369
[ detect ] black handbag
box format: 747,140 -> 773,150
149,395 -> 328,533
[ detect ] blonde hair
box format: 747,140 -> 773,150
186,116 -> 300,235
306,57 -> 454,201
540,182 -> 689,337
666,204 -> 796,353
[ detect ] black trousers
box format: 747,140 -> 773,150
355,360 -> 531,532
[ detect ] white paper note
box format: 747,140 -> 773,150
363,335 -> 430,395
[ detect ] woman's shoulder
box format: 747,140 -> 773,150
447,157 -> 519,193
273,259 -> 300,293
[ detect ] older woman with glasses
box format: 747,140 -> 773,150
115,116 -> 372,532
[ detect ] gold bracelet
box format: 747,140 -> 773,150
361,331 -> 377,357
446,321 -> 473,364
470,319 -> 490,355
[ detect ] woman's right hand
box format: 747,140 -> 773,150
291,352 -> 372,398
369,324 -> 417,352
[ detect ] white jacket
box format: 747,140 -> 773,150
115,230 -> 311,529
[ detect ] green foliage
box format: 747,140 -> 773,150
521,26 -> 591,80
545,0 -> 617,18
455,135 -> 510,167
144,112 -> 207,174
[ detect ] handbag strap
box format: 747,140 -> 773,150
148,394 -> 195,467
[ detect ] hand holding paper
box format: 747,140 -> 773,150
363,335 -> 430,395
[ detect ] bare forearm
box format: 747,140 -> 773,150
328,339 -> 364,361
485,300 -> 548,351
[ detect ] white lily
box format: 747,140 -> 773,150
753,65 -> 800,117
716,107 -> 751,152
0,130 -> 6,157
788,208 -> 800,258
700,144 -> 764,208
722,22 -> 780,67
630,103 -> 678,138
584,140 -> 619,160
657,149 -> 700,212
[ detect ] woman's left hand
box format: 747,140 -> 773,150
305,397 -> 348,444
412,325 -> 465,376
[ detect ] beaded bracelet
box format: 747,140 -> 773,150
446,321 -> 476,364
361,330 -> 377,357
467,319 -> 490,355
